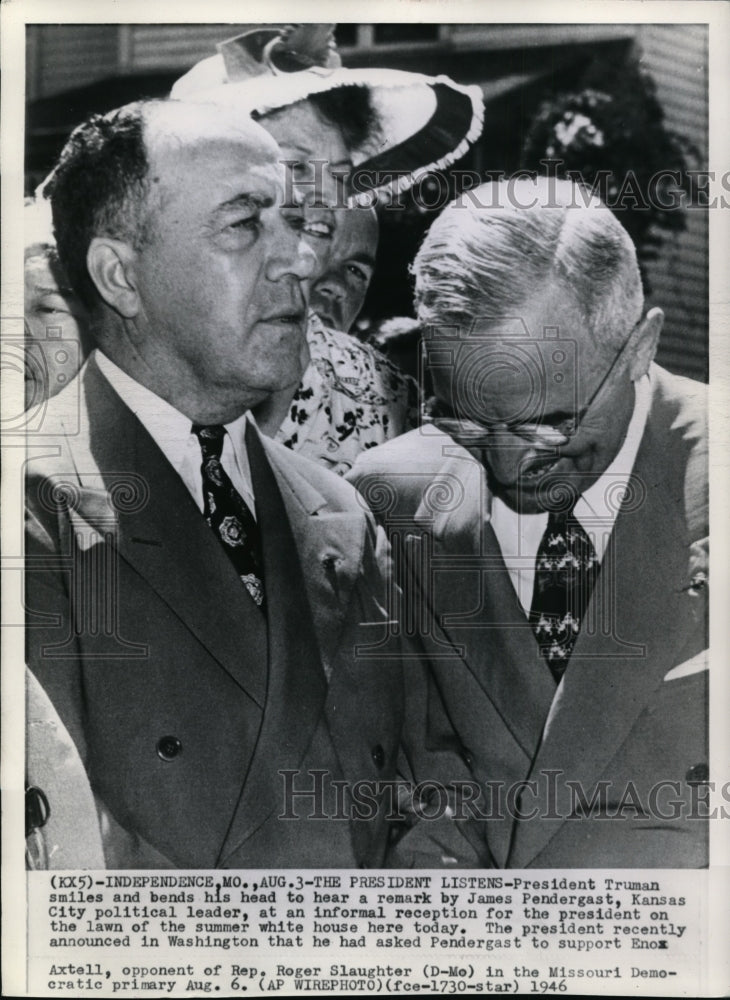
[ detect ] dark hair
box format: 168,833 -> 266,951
45,101 -> 158,311
257,85 -> 379,154
308,86 -> 379,152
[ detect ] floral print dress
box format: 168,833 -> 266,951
276,313 -> 420,475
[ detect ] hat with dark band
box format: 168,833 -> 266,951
170,24 -> 484,199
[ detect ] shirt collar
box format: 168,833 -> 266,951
94,349 -> 252,477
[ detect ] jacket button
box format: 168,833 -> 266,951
157,736 -> 182,762
371,744 -> 385,769
461,747 -> 474,768
686,763 -> 709,783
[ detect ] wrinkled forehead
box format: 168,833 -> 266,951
142,104 -> 288,223
463,285 -> 590,357
450,338 -> 576,409
441,291 -> 607,418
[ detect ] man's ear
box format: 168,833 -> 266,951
86,237 -> 140,318
629,306 -> 663,380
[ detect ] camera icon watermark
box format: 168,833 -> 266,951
422,314 -> 580,444
1,318 -> 83,435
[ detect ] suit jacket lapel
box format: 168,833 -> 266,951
264,437 -> 369,678
57,361 -> 384,863
414,443 -> 555,761
217,426 -> 330,861
217,428 -> 369,862
509,385 -> 702,866
67,360 -> 268,708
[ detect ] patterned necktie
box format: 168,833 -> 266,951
529,508 -> 598,682
193,424 -> 265,611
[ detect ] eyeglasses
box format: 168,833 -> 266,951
481,319 -> 642,448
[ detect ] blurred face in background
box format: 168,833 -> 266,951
309,206 -> 378,332
260,100 -> 351,281
24,244 -> 89,409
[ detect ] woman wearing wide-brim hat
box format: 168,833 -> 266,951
171,24 -> 484,475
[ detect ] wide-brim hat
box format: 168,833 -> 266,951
170,24 -> 484,199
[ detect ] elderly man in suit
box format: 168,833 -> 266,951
25,98 -> 408,869
350,178 -> 709,868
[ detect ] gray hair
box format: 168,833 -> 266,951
412,177 -> 644,353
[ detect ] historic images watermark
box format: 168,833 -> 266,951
279,158 -> 729,212
278,769 -> 725,823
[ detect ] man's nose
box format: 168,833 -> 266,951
485,436 -> 545,484
294,239 -> 318,280
267,227 -> 317,282
313,275 -> 345,302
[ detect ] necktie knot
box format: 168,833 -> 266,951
193,424 -> 226,461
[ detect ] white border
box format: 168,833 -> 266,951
2,2 -> 728,996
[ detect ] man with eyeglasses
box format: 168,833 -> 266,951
349,178 -> 708,868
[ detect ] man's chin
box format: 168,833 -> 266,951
493,472 -> 583,515
494,486 -> 544,515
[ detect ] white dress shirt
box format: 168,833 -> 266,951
490,374 -> 651,616
95,350 -> 257,517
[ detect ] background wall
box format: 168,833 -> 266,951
25,22 -> 708,381
634,24 -> 708,379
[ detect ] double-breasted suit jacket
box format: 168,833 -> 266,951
349,366 -> 709,868
26,355 -> 405,868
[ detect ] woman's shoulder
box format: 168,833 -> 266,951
307,314 -> 419,412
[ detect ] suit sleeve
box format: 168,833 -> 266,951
354,502 -> 493,867
388,658 -> 493,869
25,481 -> 89,763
